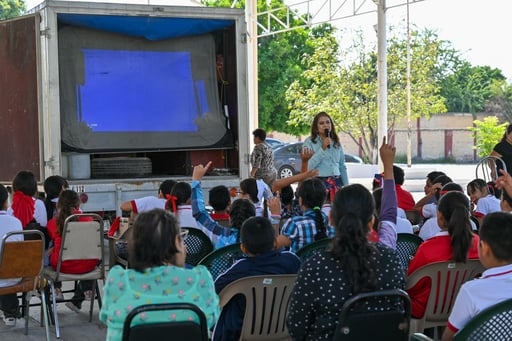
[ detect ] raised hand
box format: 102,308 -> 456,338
192,161 -> 212,181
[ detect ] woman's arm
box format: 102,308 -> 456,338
338,147 -> 349,186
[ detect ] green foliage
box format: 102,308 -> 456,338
202,0 -> 334,136
441,62 -> 505,114
286,27 -> 449,162
468,116 -> 508,157
0,0 -> 24,19
485,79 -> 512,122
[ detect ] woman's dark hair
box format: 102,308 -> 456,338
128,208 -> 182,272
500,124 -> 512,142
297,178 -> 327,240
44,175 -> 69,221
330,183 -> 377,294
229,199 -> 256,242
12,170 -> 37,196
437,191 -> 473,263
309,112 -> 340,147
56,190 -> 80,236
240,178 -> 259,203
167,182 -> 191,213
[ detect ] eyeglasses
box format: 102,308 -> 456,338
180,229 -> 189,241
236,190 -> 246,195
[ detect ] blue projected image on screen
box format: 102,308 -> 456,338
78,49 -> 202,132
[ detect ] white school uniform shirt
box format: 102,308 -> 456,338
475,195 -> 501,216
396,217 -> 413,234
0,211 -> 23,287
131,196 -> 167,213
7,197 -> 47,227
176,205 -> 217,244
448,263 -> 512,332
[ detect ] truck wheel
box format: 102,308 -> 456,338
278,166 -> 295,179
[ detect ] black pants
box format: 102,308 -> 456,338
0,294 -> 19,318
69,280 -> 94,309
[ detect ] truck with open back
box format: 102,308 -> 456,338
0,0 -> 251,217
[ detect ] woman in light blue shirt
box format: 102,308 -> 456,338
303,112 -> 348,198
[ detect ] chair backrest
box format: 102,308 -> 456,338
295,238 -> 332,262
218,274 -> 297,341
0,230 -> 45,287
57,213 -> 104,275
406,260 -> 485,330
405,210 -> 423,226
453,298 -> 512,341
475,155 -> 507,183
183,228 -> 214,266
396,233 -> 423,271
122,303 -> 209,341
197,243 -> 245,280
332,289 -> 411,341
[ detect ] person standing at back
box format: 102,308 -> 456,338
303,112 -> 348,198
490,123 -> 512,178
250,128 -> 277,188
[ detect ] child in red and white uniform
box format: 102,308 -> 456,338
442,212 -> 512,340
466,178 -> 500,226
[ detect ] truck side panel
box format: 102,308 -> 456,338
0,15 -> 41,181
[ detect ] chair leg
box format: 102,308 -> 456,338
40,290 -> 51,341
49,281 -> 61,339
89,281 -> 97,323
24,292 -> 31,335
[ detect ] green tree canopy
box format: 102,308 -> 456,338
440,62 -> 505,114
202,0 -> 336,135
286,27 -> 448,163
0,0 -> 24,19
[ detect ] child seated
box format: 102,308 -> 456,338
466,178 -> 501,226
442,212 -> 512,340
213,216 -> 301,341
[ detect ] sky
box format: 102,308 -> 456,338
24,0 -> 512,79
286,0 -> 512,80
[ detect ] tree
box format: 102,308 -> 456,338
286,27 -> 448,163
468,116 -> 507,157
440,62 -> 505,115
202,0 -> 336,134
485,79 -> 512,123
0,0 -> 24,20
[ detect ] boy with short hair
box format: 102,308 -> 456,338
213,216 -> 301,341
442,211 -> 512,340
208,185 -> 231,220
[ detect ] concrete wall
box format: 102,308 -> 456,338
271,112 -> 494,162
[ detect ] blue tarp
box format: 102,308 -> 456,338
57,13 -> 234,40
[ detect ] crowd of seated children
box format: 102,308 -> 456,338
466,178 -> 501,226
46,190 -> 100,312
287,138 -> 405,340
212,216 -> 301,341
442,212 -> 512,340
100,208 -> 220,341
275,178 -> 334,253
407,190 -> 480,319
0,184 -> 23,326
191,162 -> 256,249
414,171 -> 448,210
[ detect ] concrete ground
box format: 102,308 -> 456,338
0,280 -> 107,340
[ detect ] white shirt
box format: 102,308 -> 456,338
176,205 -> 217,244
7,197 -> 47,227
475,195 -> 501,216
132,196 -> 167,213
0,211 -> 23,287
396,217 -> 414,234
448,263 -> 512,332
421,203 -> 437,219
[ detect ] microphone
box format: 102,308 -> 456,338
324,129 -> 331,149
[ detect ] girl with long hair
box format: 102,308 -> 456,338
287,139 -> 404,340
407,191 -> 480,319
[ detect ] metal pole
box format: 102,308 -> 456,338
406,0 -> 412,167
246,0 -> 258,137
377,0 -> 387,169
